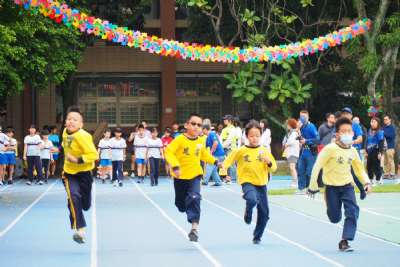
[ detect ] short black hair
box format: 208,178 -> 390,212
41,129 -> 50,136
66,106 -> 84,119
5,127 -> 15,134
325,113 -> 334,120
104,128 -> 111,134
334,111 -> 342,119
245,120 -> 262,137
187,113 -> 202,122
150,127 -> 158,133
383,114 -> 391,119
138,124 -> 144,129
335,117 -> 352,132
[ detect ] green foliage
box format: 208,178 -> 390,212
241,9 -> 261,27
268,60 -> 312,104
224,63 -> 264,103
360,53 -> 379,75
0,0 -> 86,96
378,12 -> 400,47
300,0 -> 314,8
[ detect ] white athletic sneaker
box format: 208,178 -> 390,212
113,180 -> 118,187
295,189 -> 306,195
130,172 -> 135,178
38,180 -> 44,185
290,182 -> 298,188
0,181 -> 3,186
26,181 -> 32,185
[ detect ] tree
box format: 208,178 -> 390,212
177,0 -> 353,128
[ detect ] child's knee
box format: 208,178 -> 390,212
327,212 -> 341,223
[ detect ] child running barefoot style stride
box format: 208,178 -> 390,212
165,113 -> 218,242
308,117 -> 372,252
222,120 -> 277,244
62,106 -> 98,244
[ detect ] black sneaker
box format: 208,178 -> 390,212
201,182 -> 208,186
253,239 -> 261,245
244,209 -> 252,225
102,179 -> 105,184
188,229 -> 199,242
119,181 -> 123,187
339,240 -> 354,252
73,233 -> 86,244
8,180 -> 13,185
44,179 -> 48,184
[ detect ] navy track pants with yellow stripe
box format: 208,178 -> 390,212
62,171 -> 93,229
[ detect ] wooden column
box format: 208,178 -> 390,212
160,0 -> 176,129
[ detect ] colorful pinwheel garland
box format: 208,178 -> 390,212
14,0 -> 371,64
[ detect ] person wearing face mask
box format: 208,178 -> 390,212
62,106 -> 98,244
308,117 -> 372,252
366,117 -> 385,186
297,110 -> 320,194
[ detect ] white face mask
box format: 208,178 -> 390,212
340,134 -> 353,146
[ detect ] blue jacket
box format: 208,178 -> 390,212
352,123 -> 363,150
383,124 -> 396,149
366,129 -> 385,153
300,122 -> 319,156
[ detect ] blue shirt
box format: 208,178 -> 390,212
172,131 -> 181,139
383,124 -> 396,149
206,131 -> 225,157
352,123 -> 363,150
48,134 -> 60,154
300,122 -> 319,156
366,129 -> 385,153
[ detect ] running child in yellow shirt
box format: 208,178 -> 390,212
62,106 -> 98,244
223,120 -> 277,244
308,117 -> 372,252
165,113 -> 218,242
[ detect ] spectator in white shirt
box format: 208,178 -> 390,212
146,128 -> 164,186
23,125 -> 44,185
98,129 -> 113,183
260,119 -> 272,151
40,129 -> 54,184
134,125 -> 148,183
282,119 -> 300,188
110,128 -> 126,187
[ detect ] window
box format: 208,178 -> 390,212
76,76 -> 160,126
176,77 -> 224,123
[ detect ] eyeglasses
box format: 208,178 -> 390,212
190,122 -> 202,127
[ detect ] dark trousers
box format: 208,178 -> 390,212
112,161 -> 123,182
149,157 -> 160,185
62,171 -> 93,229
242,183 -> 269,241
27,156 -> 43,182
42,159 -> 50,180
367,149 -> 382,181
325,184 -> 359,241
174,176 -> 201,223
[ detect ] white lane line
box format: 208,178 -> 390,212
223,186 -> 400,247
91,181 -> 98,267
134,183 -> 223,267
0,181 -> 56,238
203,197 -> 345,267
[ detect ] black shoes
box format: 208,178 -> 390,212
253,239 -> 261,245
188,229 -> 199,242
339,240 -> 354,252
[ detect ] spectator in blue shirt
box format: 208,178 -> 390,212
202,124 -> 224,186
341,108 -> 363,154
297,110 -> 319,193
383,115 -> 396,178
367,117 -> 385,185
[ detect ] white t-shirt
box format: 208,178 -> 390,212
282,130 -> 300,158
24,135 -> 43,156
110,137 -> 126,161
134,135 -> 148,159
235,127 -> 242,147
41,140 -> 54,160
98,138 -> 112,160
5,138 -> 17,155
147,138 -> 163,159
260,128 -> 272,150
0,133 -> 9,154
